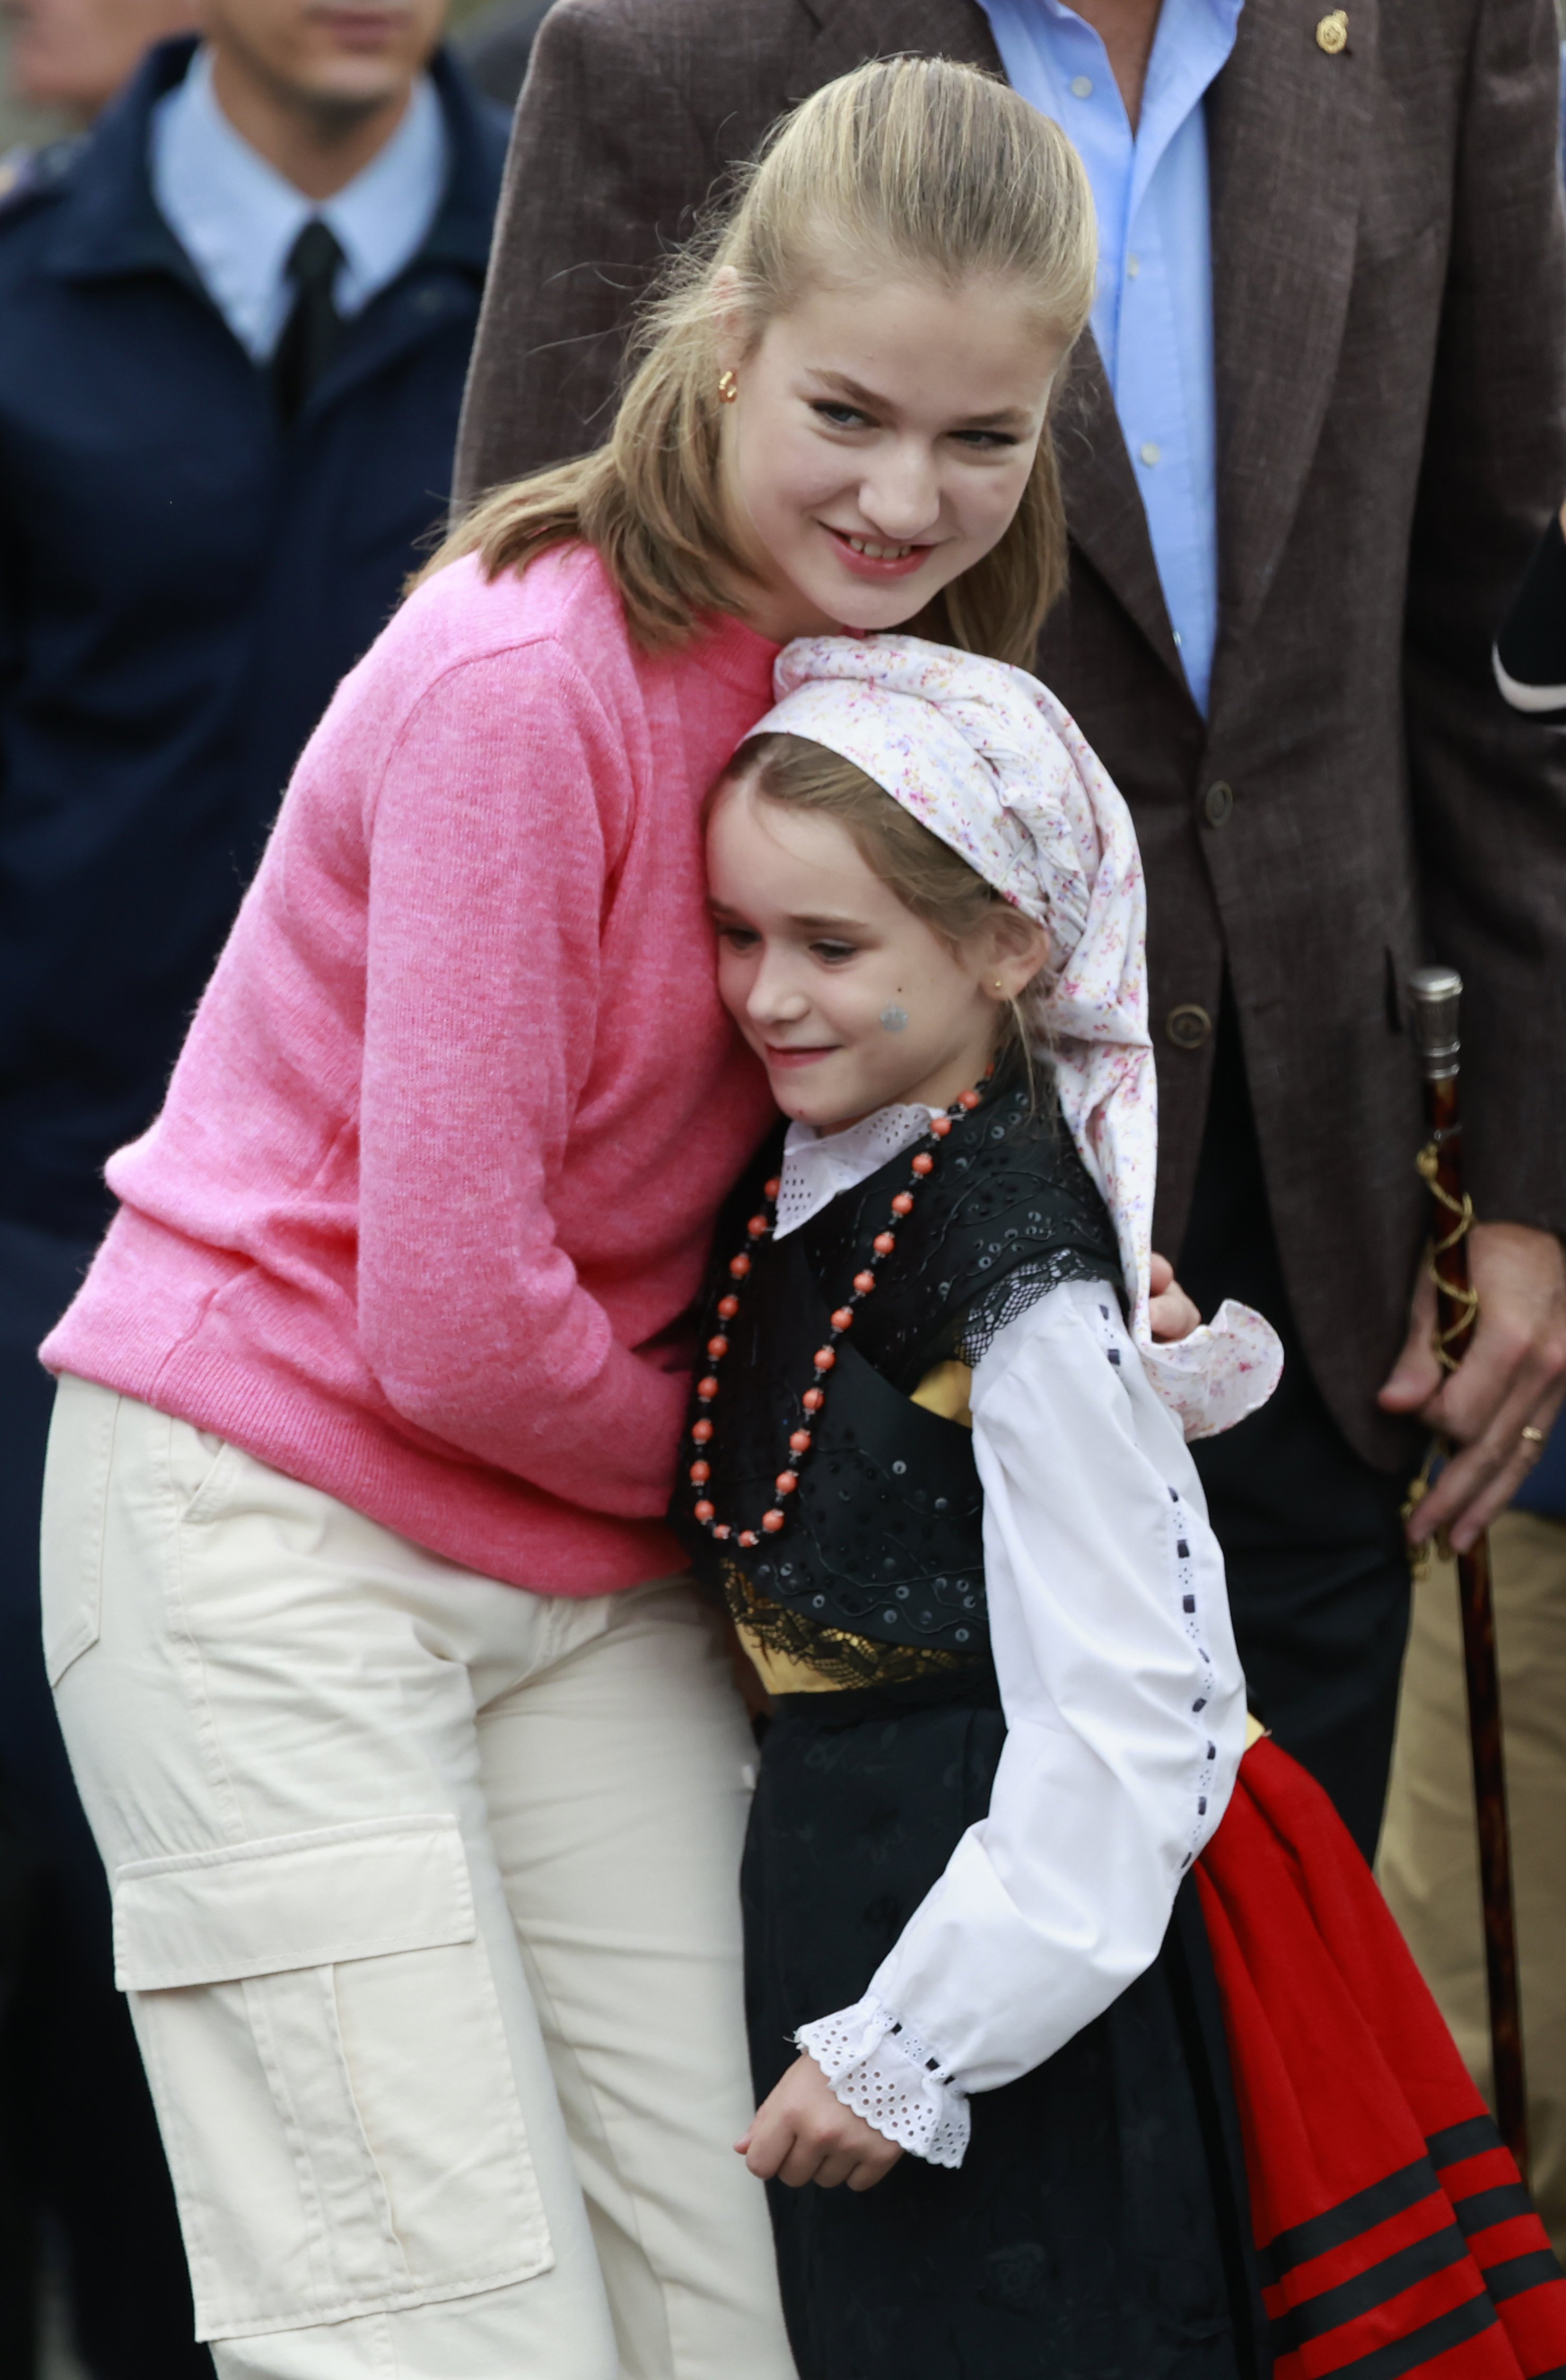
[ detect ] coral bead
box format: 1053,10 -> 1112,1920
697,1377 -> 719,1402
802,1388 -> 825,1412
761,1510 -> 786,1534
873,1231 -> 896,1255
706,1334 -> 729,1359
764,1177 -> 781,1200
930,1114 -> 952,1138
958,1088 -> 982,1110
813,1348 -> 837,1372
739,1530 -> 758,1548
691,1417 -> 714,1443
694,1499 -> 715,1524
853,1271 -> 876,1294
716,1297 -> 739,1321
911,1152 -> 934,1176
689,1460 -> 711,1484
729,1253 -> 751,1279
713,1524 -> 731,1541
830,1307 -> 854,1332
789,1429 -> 812,1454
775,1471 -> 798,1495
747,1213 -> 769,1238
891,1193 -> 915,1216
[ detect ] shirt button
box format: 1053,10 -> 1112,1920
1139,441 -> 1161,467
1070,74 -> 1093,97
1127,252 -> 1141,278
1166,1003 -> 1213,1052
1203,779 -> 1235,827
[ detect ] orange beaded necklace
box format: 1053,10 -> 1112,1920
686,1071 -> 993,1548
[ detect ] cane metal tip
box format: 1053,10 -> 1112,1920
1406,965 -> 1462,1077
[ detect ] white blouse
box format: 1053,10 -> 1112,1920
772,1105 -> 1248,2167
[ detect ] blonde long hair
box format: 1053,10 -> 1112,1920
428,58 -> 1097,667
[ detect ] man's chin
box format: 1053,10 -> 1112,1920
295,64 -> 416,120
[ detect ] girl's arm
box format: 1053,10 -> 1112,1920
355,639 -> 687,1515
790,1275 -> 1247,2168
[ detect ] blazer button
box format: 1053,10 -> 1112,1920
1203,779 -> 1234,827
1166,1003 -> 1213,1051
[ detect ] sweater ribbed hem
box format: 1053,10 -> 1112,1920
44,1247 -> 682,1599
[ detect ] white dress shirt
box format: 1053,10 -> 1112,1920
975,0 -> 1244,712
775,1106 -> 1247,2165
149,46 -> 449,363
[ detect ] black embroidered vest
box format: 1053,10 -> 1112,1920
669,1080 -> 1123,1662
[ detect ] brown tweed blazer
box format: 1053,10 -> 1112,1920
454,0 -> 1566,1469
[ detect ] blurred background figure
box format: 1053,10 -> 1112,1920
1,0 -> 200,132
0,2 -> 508,2370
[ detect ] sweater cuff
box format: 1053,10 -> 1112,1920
795,1996 -> 971,2168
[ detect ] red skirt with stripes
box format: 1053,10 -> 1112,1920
1196,1737 -> 1565,2380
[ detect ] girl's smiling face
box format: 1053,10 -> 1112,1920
716,268 -> 1065,644
707,773 -> 1049,1130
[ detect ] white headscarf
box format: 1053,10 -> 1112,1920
751,633 -> 1282,1440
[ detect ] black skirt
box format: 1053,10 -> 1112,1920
742,1670 -> 1267,2380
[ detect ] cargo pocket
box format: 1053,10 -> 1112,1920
113,1813 -> 552,2342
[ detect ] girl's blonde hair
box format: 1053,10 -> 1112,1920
427,57 -> 1096,667
724,732 -> 1049,1090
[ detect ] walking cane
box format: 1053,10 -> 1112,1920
1405,965 -> 1528,2177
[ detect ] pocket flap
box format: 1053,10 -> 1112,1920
115,1815 -> 477,1991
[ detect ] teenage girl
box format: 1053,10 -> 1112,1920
37,60 -> 1100,2380
677,631 -> 1282,2377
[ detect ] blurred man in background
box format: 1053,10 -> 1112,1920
0,3 -> 507,2368
2,0 -> 199,129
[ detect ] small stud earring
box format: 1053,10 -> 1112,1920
994,979 -> 1005,994
717,369 -> 739,405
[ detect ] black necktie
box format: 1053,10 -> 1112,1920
272,220 -> 345,422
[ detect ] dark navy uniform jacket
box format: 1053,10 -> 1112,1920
0,39 -> 509,1239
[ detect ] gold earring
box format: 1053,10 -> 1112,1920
994,979 -> 1005,994
717,369 -> 739,405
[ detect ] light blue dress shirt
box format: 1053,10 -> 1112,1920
976,0 -> 1244,712
150,47 -> 449,364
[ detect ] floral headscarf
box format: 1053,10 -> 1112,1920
750,634 -> 1282,1439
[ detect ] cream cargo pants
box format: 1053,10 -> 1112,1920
41,1376 -> 796,2380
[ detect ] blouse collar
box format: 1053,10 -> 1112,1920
773,1102 -> 939,1240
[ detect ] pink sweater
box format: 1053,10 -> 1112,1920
45,546 -> 781,1593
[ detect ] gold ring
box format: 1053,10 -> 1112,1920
1520,1423 -> 1546,1447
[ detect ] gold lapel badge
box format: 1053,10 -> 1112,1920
1315,9 -> 1349,52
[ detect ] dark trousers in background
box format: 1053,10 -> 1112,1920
1179,1003 -> 1413,1864
0,1217 -> 211,2379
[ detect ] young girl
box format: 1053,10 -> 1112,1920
677,637 -> 1566,2380
37,60 -> 1100,2380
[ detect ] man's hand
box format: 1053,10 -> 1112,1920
1149,1252 -> 1202,1343
737,2053 -> 904,2193
1379,1222 -> 1566,1553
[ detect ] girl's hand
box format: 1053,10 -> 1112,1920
736,2053 -> 905,2192
1149,1252 -> 1202,1343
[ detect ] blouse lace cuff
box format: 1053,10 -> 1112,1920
795,1996 -> 971,2168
